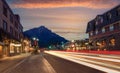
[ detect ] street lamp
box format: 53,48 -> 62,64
32,37 -> 39,47
33,37 -> 36,40
32,37 -> 39,54
36,38 -> 39,41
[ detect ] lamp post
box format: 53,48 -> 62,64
32,37 -> 39,54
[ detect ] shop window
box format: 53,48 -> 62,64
102,40 -> 106,46
96,42 -> 101,46
110,38 -> 116,46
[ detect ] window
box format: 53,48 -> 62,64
105,26 -> 109,32
110,38 -> 116,46
10,14 -> 13,23
110,25 -> 114,31
96,30 -> 98,34
95,20 -> 98,25
3,20 -> 7,31
3,6 -> 7,17
96,16 -> 103,25
106,13 -> 112,20
102,40 -> 106,47
116,7 -> 120,16
102,28 -> 105,33
10,26 -> 13,34
90,32 -> 93,36
15,22 -> 18,29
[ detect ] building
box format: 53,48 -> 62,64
0,0 -> 24,57
86,5 -> 120,51
64,39 -> 89,51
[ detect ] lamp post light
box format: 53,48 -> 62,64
32,37 -> 39,54
32,37 -> 39,47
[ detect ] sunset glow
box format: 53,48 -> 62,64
6,0 -> 120,40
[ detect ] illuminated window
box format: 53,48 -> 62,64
102,28 -> 105,33
95,16 -> 103,26
95,20 -> 98,25
96,42 -> 101,46
110,25 -> 114,31
102,40 -> 106,46
90,32 -> 93,36
96,30 -> 98,34
110,38 -> 116,46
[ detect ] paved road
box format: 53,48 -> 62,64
0,54 -> 30,73
45,51 -> 120,73
2,55 -> 55,73
44,53 -> 105,73
1,53 -> 105,73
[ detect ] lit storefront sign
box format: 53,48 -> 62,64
10,43 -> 21,47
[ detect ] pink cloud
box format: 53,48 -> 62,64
10,0 -> 120,9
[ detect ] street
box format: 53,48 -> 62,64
45,51 -> 120,73
0,51 -> 116,73
1,54 -> 55,73
44,52 -> 104,73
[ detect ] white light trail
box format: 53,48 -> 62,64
45,51 -> 120,73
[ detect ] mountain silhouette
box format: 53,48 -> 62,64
24,26 -> 68,48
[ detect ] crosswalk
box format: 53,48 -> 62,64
45,51 -> 120,73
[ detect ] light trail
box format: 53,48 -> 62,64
45,51 -> 120,73
54,51 -> 120,62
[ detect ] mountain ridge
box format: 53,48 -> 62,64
24,26 -> 68,48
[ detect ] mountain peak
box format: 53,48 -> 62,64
24,26 -> 68,48
39,26 -> 46,29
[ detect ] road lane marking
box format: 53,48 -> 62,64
43,58 -> 56,73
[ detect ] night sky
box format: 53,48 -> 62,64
6,0 -> 120,40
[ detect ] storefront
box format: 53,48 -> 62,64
10,42 -> 22,56
0,42 -> 4,58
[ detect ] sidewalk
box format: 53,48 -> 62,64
0,53 -> 30,61
0,53 -> 30,73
